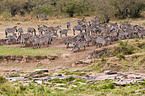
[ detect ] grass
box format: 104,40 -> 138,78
0,77 -> 144,96
85,39 -> 145,73
0,46 -> 70,56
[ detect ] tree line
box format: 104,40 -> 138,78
0,0 -> 144,20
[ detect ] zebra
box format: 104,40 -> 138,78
65,38 -> 76,48
38,25 -> 45,36
73,41 -> 86,52
73,25 -> 86,35
44,32 -> 58,37
7,33 -> 17,45
96,36 -> 106,48
30,36 -> 51,48
29,36 -> 41,48
84,34 -> 91,46
17,28 -> 23,36
137,32 -> 143,40
59,29 -> 68,37
37,14 -> 48,20
42,25 -> 51,33
5,26 -> 17,38
52,25 -> 61,33
41,34 -> 53,45
17,33 -> 32,45
27,27 -> 36,36
66,21 -> 71,30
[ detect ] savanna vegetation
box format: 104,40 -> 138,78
0,0 -> 145,96
0,0 -> 145,21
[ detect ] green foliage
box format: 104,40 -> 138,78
119,40 -> 134,55
98,83 -> 115,89
0,76 -> 7,83
9,73 -> 20,77
1,12 -> 11,20
33,4 -> 54,16
19,85 -> 26,91
63,0 -> 86,17
0,0 -> 144,19
101,58 -> 106,61
117,54 -> 126,60
66,77 -> 75,82
110,0 -> 145,18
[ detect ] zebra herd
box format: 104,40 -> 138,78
65,17 -> 145,52
4,16 -> 145,52
4,25 -> 63,48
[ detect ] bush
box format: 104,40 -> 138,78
33,4 -> 54,16
63,0 -> 86,17
119,40 -> 134,55
99,83 -> 115,89
117,54 -> 126,60
1,12 -> 11,20
0,76 -> 7,83
19,85 -> 26,91
9,73 -> 20,77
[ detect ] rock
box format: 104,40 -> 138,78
54,87 -> 66,90
104,70 -> 117,75
6,77 -> 25,82
72,85 -> 77,87
33,77 -> 49,81
126,73 -> 142,79
61,54 -> 71,58
114,80 -> 136,86
78,82 -> 86,85
34,69 -> 49,73
55,83 -> 66,87
95,74 -> 117,80
35,80 -> 42,84
75,59 -> 92,64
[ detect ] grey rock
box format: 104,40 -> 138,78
6,77 -> 25,82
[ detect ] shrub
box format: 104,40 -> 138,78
66,77 -> 75,82
117,54 -> 126,60
1,12 -> 11,20
119,40 -> 134,55
19,85 -> 26,91
99,83 -> 115,89
33,4 -> 54,16
63,0 -> 86,17
9,73 -> 20,77
0,76 -> 7,83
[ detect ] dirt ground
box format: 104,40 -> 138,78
0,18 -> 145,73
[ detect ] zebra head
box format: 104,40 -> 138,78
14,26 -> 18,32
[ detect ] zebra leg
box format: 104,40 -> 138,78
87,42 -> 89,47
73,29 -> 75,35
84,46 -> 86,50
67,43 -> 69,48
37,43 -> 40,48
78,47 -> 80,52
5,32 -> 8,38
73,48 -> 76,53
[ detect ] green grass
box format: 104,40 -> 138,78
0,78 -> 144,96
0,46 -> 70,56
